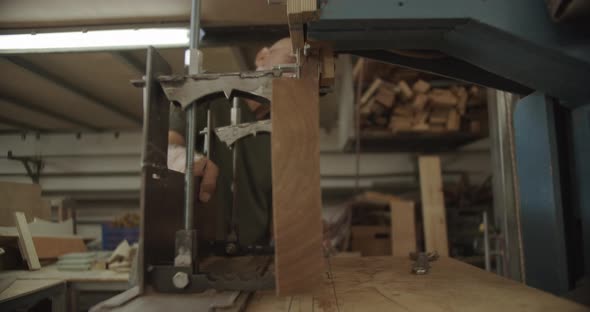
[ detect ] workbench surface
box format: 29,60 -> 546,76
0,264 -> 129,282
0,279 -> 64,302
0,264 -> 129,307
248,256 -> 589,311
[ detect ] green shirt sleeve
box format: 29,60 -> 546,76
169,104 -> 186,138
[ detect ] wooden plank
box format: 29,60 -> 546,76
0,182 -> 43,226
271,57 -> 324,295
319,46 -> 335,87
351,226 -> 391,256
397,80 -> 413,100
246,257 -> 588,312
412,79 -> 431,93
32,236 -> 87,259
14,212 -> 41,270
428,89 -> 458,107
418,156 -> 449,256
360,78 -> 382,104
390,200 -> 417,257
287,0 -> 318,51
446,109 -> 460,131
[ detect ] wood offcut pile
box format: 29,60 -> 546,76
354,59 -> 487,135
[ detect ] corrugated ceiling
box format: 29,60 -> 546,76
0,0 -> 286,30
0,46 -> 267,132
0,0 -> 287,133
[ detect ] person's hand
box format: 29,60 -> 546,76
167,144 -> 219,202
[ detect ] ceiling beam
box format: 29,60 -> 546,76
3,56 -> 142,125
111,51 -> 145,75
0,115 -> 45,131
0,95 -> 102,131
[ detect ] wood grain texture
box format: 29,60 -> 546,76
14,212 -> 41,270
32,236 -> 87,259
246,257 -> 588,311
390,200 -> 416,257
271,57 -> 324,295
418,156 -> 449,256
0,182 -> 43,226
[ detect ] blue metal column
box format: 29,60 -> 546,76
513,92 -> 569,294
571,104 -> 590,280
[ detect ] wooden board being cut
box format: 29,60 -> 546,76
271,57 -> 324,295
418,156 -> 449,256
247,257 -> 589,311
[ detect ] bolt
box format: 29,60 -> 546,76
303,43 -> 311,56
172,271 -> 189,289
225,242 -> 238,255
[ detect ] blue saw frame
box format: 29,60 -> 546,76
306,0 -> 590,295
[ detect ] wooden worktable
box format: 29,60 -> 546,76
248,256 -> 589,311
0,264 -> 129,310
0,264 -> 129,283
6,258 -> 587,311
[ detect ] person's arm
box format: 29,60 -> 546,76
168,105 -> 219,202
169,130 -> 186,146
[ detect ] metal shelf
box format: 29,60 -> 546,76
345,131 -> 486,153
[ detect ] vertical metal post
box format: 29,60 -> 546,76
514,92 -> 569,294
483,211 -> 491,272
226,97 -> 241,253
189,0 -> 201,50
488,89 -> 524,281
184,107 -> 197,230
571,103 -> 590,288
231,97 -> 240,224
183,0 -> 202,231
175,0 -> 201,273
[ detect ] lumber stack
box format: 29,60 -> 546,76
355,59 -> 486,135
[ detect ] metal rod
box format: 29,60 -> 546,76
184,106 -> 197,230
204,109 -> 212,157
354,59 -> 364,195
230,97 -> 240,235
483,211 -> 491,272
182,0 -> 202,231
189,0 -> 202,50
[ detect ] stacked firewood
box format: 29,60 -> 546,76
355,59 -> 486,134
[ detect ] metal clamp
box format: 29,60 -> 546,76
156,65 -> 298,109
215,120 -> 272,148
410,251 -> 439,275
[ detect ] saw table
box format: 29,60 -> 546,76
91,256 -> 589,311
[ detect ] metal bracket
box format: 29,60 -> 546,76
132,65 -> 298,110
215,120 -> 272,148
410,251 -> 439,275
150,264 -> 275,293
7,151 -> 43,184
